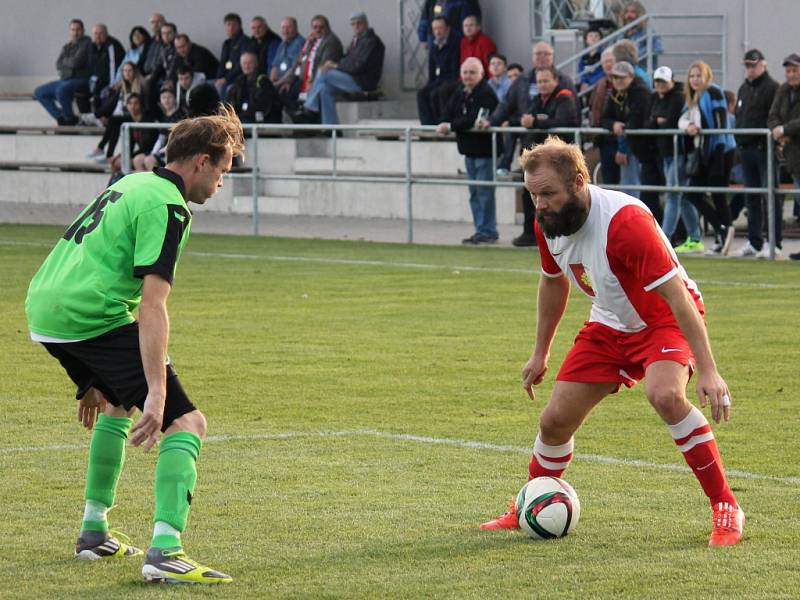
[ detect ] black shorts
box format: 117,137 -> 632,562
42,322 -> 197,431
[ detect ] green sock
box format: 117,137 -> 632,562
152,432 -> 202,549
82,414 -> 132,533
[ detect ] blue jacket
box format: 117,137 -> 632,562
686,84 -> 735,158
271,34 -> 304,78
417,0 -> 481,44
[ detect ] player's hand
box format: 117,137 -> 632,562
696,371 -> 731,424
130,393 -> 165,452
77,388 -> 107,431
522,353 -> 548,401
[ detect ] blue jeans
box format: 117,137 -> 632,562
620,151 -> 641,199
464,156 -> 497,238
33,78 -> 88,121
740,146 -> 782,249
793,175 -> 800,221
304,69 -> 363,125
661,156 -> 701,241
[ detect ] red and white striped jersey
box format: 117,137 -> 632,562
535,184 -> 704,333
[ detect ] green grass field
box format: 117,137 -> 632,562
1,223 -> 798,599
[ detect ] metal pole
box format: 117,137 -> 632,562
404,127 -> 413,243
575,129 -> 582,151
721,14 -> 727,88
492,130 -> 497,181
331,127 -> 338,177
766,130 -> 775,259
646,25 -> 653,74
251,125 -> 260,236
121,123 -> 131,174
672,133 -> 679,175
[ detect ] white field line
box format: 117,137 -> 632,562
2,239 -> 797,289
1,428 -> 797,487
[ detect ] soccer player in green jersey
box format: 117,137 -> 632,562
25,105 -> 245,584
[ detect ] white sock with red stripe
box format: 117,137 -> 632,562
528,434 -> 574,480
668,406 -> 737,507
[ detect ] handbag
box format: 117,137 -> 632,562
685,140 -> 704,177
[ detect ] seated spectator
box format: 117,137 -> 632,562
140,87 -> 184,171
185,82 -> 221,117
175,65 -> 206,114
172,34 -> 219,82
215,13 -> 250,97
292,15 -> 343,106
108,93 -> 158,180
417,16 -> 459,125
112,26 -> 151,85
141,13 -> 166,77
506,63 -> 523,83
494,62 -> 524,177
621,1 -> 663,69
85,24 -> 125,120
87,61 -> 145,162
270,17 -> 305,111
578,28 -> 605,92
226,52 -> 282,123
249,16 -> 282,76
34,19 -> 91,126
437,57 -> 499,245
293,12 -> 384,125
459,15 -> 496,75
612,40 -> 651,88
487,53 -> 511,101
145,22 -> 177,102
417,0 -> 481,47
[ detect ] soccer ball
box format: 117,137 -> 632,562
516,476 -> 581,539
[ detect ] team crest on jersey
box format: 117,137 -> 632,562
569,263 -> 595,296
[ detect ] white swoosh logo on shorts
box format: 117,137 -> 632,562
661,347 -> 682,353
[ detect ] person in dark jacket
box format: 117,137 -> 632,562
34,19 -> 91,125
647,66 -> 703,252
417,17 -> 460,125
226,52 -> 282,123
437,57 -> 499,244
87,24 -> 125,112
171,34 -> 219,82
141,13 -> 165,76
296,12 -> 385,125
417,0 -> 481,46
249,16 -> 282,76
734,49 -> 781,257
214,13 -> 250,97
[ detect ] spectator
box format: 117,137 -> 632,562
226,51 -> 282,124
108,93 -> 158,180
185,82 -> 221,117
438,58 -> 499,244
172,34 -> 218,82
648,66 -> 704,252
293,12 -> 384,125
249,16 -> 282,76
214,13 -> 250,97
87,62 -> 145,162
293,15 -> 344,106
417,0 -> 481,47
270,17 -> 305,111
578,28 -> 605,92
506,63 -> 523,83
487,53 -> 511,101
141,87 -> 184,171
417,16 -> 460,125
612,39 -> 651,88
494,62 -> 524,175
85,24 -> 125,121
768,53 -> 800,260
34,19 -> 91,126
590,48 -> 620,184
679,60 -> 736,255
175,65 -> 205,114
112,26 -> 151,85
459,15 -> 496,75
621,0 -> 663,69
141,13 -> 166,77
145,22 -> 177,98
734,49 -> 781,258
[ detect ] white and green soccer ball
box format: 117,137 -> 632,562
516,476 -> 581,539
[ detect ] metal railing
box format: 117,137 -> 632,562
121,122 -> 795,259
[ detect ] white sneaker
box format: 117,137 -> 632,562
736,242 -> 758,257
721,225 -> 735,256
755,245 -> 782,259
86,148 -> 104,160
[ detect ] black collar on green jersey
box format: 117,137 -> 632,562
153,167 -> 187,201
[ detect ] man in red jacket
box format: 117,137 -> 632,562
459,15 -> 496,75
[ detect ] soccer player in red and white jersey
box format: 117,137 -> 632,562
480,136 -> 744,546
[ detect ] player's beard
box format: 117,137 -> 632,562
536,191 -> 588,238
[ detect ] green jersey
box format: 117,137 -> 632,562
26,168 -> 192,340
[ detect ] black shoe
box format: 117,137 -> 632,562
289,109 -> 321,124
474,234 -> 498,245
462,234 -> 478,245
512,233 -> 537,247
789,251 -> 800,261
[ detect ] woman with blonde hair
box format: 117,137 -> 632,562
679,60 -> 736,255
88,62 -> 146,161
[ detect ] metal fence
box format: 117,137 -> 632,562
121,122 -> 795,258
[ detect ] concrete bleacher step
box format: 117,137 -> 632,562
0,132 -> 102,163
0,99 -> 58,127
293,157 -> 365,172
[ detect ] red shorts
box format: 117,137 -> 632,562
556,321 -> 695,392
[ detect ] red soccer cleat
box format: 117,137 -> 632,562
479,499 -> 520,531
709,502 -> 745,547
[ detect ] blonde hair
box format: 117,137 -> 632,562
685,60 -> 714,107
166,103 -> 245,164
519,136 -> 590,186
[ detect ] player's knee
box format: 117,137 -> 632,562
538,410 -> 575,443
190,410 -> 208,438
647,386 -> 688,421
169,409 -> 207,438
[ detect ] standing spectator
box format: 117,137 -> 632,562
768,53 -> 800,260
171,34 -> 218,83
226,51 -> 282,123
437,58 -> 499,244
249,16 -> 282,76
734,50 -> 781,257
141,13 -> 166,77
112,27 -> 151,86
578,28 -> 605,92
85,24 -> 125,120
487,53 -> 511,101
417,0 -> 481,47
459,15 -> 496,76
417,16 -> 460,125
214,13 -> 250,97
590,48 -> 620,184
648,66 -> 703,252
679,60 -> 736,255
270,17 -> 304,111
621,0 -> 663,69
34,19 -> 91,126
293,12 -> 384,125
